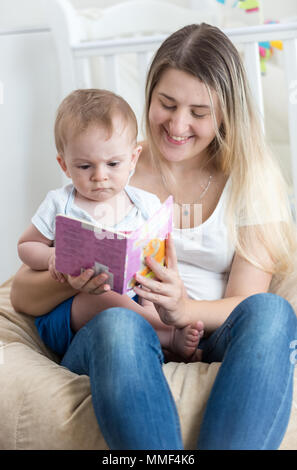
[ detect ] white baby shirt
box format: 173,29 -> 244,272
32,183 -> 162,240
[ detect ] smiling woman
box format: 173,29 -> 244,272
149,69 -> 220,159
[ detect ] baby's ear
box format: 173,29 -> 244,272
131,145 -> 142,166
56,155 -> 70,177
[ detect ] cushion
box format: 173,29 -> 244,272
0,276 -> 296,449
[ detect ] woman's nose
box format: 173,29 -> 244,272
169,110 -> 190,136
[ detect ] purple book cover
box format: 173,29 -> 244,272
55,196 -> 173,295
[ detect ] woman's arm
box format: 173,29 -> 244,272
183,248 -> 273,330
177,252 -> 272,333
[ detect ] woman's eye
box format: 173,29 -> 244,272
161,101 -> 176,110
191,111 -> 207,119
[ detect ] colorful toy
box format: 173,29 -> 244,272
216,0 -> 238,5
214,2 -> 283,75
259,21 -> 283,74
216,0 -> 261,12
238,0 -> 259,13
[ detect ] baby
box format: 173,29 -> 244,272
18,89 -> 204,359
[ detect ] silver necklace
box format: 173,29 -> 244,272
161,172 -> 213,216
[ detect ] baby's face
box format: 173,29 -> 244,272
57,120 -> 140,203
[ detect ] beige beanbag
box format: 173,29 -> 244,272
0,276 -> 296,449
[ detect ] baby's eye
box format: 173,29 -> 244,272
108,161 -> 120,167
78,164 -> 90,170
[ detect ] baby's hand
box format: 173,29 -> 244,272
48,251 -> 66,283
65,270 -> 110,295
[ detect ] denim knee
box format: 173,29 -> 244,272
83,307 -> 161,353
234,293 -> 296,344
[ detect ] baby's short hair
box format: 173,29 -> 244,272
55,89 -> 138,155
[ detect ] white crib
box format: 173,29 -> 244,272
46,0 -> 297,207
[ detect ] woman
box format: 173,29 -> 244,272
11,23 -> 297,449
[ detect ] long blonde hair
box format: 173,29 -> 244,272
145,23 -> 296,277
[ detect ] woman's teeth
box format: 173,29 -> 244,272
170,135 -> 188,142
164,127 -> 192,144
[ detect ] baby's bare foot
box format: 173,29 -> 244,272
171,321 -> 204,362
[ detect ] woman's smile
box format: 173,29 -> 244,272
163,126 -> 194,145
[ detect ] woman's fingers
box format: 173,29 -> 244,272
165,233 -> 178,271
142,255 -> 173,283
134,271 -> 165,294
133,283 -> 167,305
144,234 -> 178,274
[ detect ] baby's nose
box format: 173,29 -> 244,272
92,166 -> 108,181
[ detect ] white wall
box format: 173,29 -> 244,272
0,29 -> 63,283
0,0 -> 47,30
0,0 -> 195,30
1,0 -> 296,30
262,0 -> 297,21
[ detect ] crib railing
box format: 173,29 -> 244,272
73,34 -> 164,107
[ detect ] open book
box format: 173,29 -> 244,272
55,196 -> 173,295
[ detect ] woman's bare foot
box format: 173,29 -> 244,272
170,321 -> 204,362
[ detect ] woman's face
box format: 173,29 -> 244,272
148,68 -> 222,166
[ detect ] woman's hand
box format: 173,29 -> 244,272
65,269 -> 111,295
133,233 -> 189,328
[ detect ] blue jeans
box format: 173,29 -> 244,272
61,293 -> 297,450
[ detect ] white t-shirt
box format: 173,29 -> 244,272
32,183 -> 162,240
173,179 -> 235,301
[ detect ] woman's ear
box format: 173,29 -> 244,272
56,155 -> 71,178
